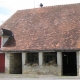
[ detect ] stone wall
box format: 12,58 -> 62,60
22,65 -> 61,75
5,51 -> 79,76
22,52 -> 62,75
5,53 -> 10,74
78,51 -> 80,76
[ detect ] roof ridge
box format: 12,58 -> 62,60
17,2 -> 80,11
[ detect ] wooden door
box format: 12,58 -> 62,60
0,37 -> 1,48
0,54 -> 5,73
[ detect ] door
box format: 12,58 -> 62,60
0,54 -> 5,73
0,37 -> 1,48
62,52 -> 77,76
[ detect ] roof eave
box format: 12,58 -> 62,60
1,49 -> 80,53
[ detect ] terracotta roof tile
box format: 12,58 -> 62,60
1,3 -> 80,51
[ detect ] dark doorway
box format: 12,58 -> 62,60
62,52 -> 77,76
10,53 -> 22,74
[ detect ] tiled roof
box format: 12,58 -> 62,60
1,3 -> 80,51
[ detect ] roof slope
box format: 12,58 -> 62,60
1,3 -> 80,51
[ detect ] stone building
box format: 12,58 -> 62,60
0,3 -> 80,76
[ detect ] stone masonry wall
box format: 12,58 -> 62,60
22,52 -> 62,75
22,65 -> 61,75
5,53 -> 10,74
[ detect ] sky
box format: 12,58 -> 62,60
0,0 -> 80,25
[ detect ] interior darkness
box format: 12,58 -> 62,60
43,52 -> 57,64
10,53 -> 22,74
62,52 -> 77,76
27,52 -> 38,65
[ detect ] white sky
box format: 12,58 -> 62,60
0,0 -> 80,25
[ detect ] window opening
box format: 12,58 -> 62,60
43,52 -> 57,66
26,52 -> 38,66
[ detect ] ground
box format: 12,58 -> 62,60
0,74 -> 80,80
0,78 -> 80,80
